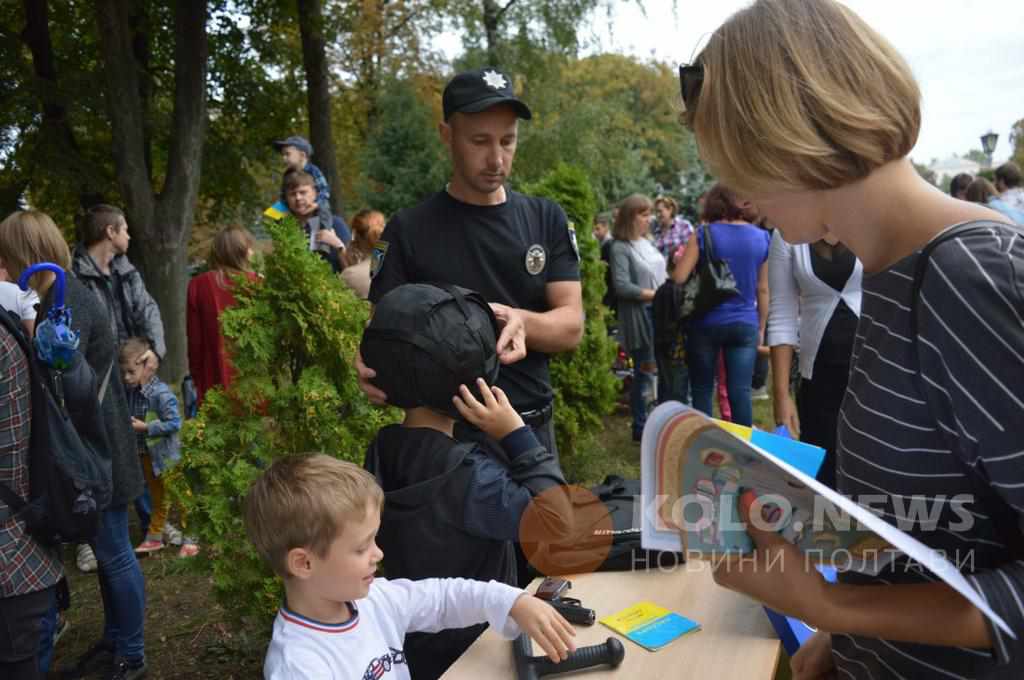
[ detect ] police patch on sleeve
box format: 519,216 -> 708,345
370,240 -> 389,279
567,223 -> 580,261
525,244 -> 547,275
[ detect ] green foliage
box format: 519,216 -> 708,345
173,215 -> 398,623
356,78 -> 450,216
513,54 -> 691,208
520,164 -> 619,482
676,135 -> 714,220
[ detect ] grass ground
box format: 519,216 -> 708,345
51,389 -> 784,679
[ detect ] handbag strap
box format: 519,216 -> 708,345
701,224 -> 718,263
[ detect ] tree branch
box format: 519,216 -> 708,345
496,0 -> 519,22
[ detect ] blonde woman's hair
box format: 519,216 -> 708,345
243,454 -> 384,578
0,210 -> 73,292
209,226 -> 255,273
687,0 -> 920,195
612,194 -> 652,241
653,196 -> 678,216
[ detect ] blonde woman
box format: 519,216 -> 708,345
0,211 -> 148,677
681,1 -> 1023,678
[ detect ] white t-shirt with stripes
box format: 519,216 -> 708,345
834,222 -> 1024,678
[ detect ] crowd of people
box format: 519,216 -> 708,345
1,0 -> 1024,679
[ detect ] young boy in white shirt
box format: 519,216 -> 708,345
243,454 -> 576,680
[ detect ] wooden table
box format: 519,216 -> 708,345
442,562 -> 781,680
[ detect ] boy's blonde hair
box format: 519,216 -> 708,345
119,336 -> 156,368
0,210 -> 73,292
243,454 -> 384,578
687,0 -> 920,195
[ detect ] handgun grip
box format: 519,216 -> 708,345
549,600 -> 596,626
532,638 -> 625,677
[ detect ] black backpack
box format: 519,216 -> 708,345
0,305 -> 112,545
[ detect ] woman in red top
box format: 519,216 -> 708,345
187,226 -> 257,405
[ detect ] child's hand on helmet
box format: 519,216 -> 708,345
453,378 -> 525,440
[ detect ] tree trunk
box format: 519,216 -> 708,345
22,0 -> 105,209
482,0 -> 501,67
95,0 -> 208,384
297,0 -> 343,216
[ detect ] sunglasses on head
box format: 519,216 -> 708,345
678,63 -> 704,119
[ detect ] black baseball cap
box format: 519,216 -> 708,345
272,135 -> 313,156
442,68 -> 532,121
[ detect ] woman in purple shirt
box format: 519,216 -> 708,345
671,184 -> 769,426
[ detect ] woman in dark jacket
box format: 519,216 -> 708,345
0,211 -> 147,678
609,194 -> 667,440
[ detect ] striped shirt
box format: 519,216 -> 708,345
0,322 -> 63,597
834,222 -> 1024,678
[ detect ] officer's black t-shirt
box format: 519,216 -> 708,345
368,189 -> 580,410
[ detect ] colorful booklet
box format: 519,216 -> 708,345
599,602 -> 700,651
639,402 -> 1014,639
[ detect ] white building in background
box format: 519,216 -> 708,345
929,156 -> 981,185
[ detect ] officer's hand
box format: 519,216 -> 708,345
316,229 -> 343,249
490,303 -> 527,365
356,350 -> 387,405
453,379 -> 525,440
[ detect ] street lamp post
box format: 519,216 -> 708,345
981,131 -> 999,169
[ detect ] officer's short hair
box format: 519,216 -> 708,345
243,454 -> 384,578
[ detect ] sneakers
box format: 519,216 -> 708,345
751,386 -> 770,401
133,538 -> 164,555
177,543 -> 200,558
163,524 -> 184,546
110,657 -> 147,680
76,544 -> 98,573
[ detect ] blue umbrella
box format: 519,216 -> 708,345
18,263 -> 79,370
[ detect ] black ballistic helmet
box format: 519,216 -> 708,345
361,283 -> 500,418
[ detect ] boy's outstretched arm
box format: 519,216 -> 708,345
377,577 -> 575,663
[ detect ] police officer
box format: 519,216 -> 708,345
357,67 -> 584,458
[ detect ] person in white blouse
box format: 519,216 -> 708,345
767,230 -> 862,487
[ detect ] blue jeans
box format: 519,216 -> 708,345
90,506 -> 146,662
134,488 -> 152,538
629,343 -> 656,437
687,323 -> 759,426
